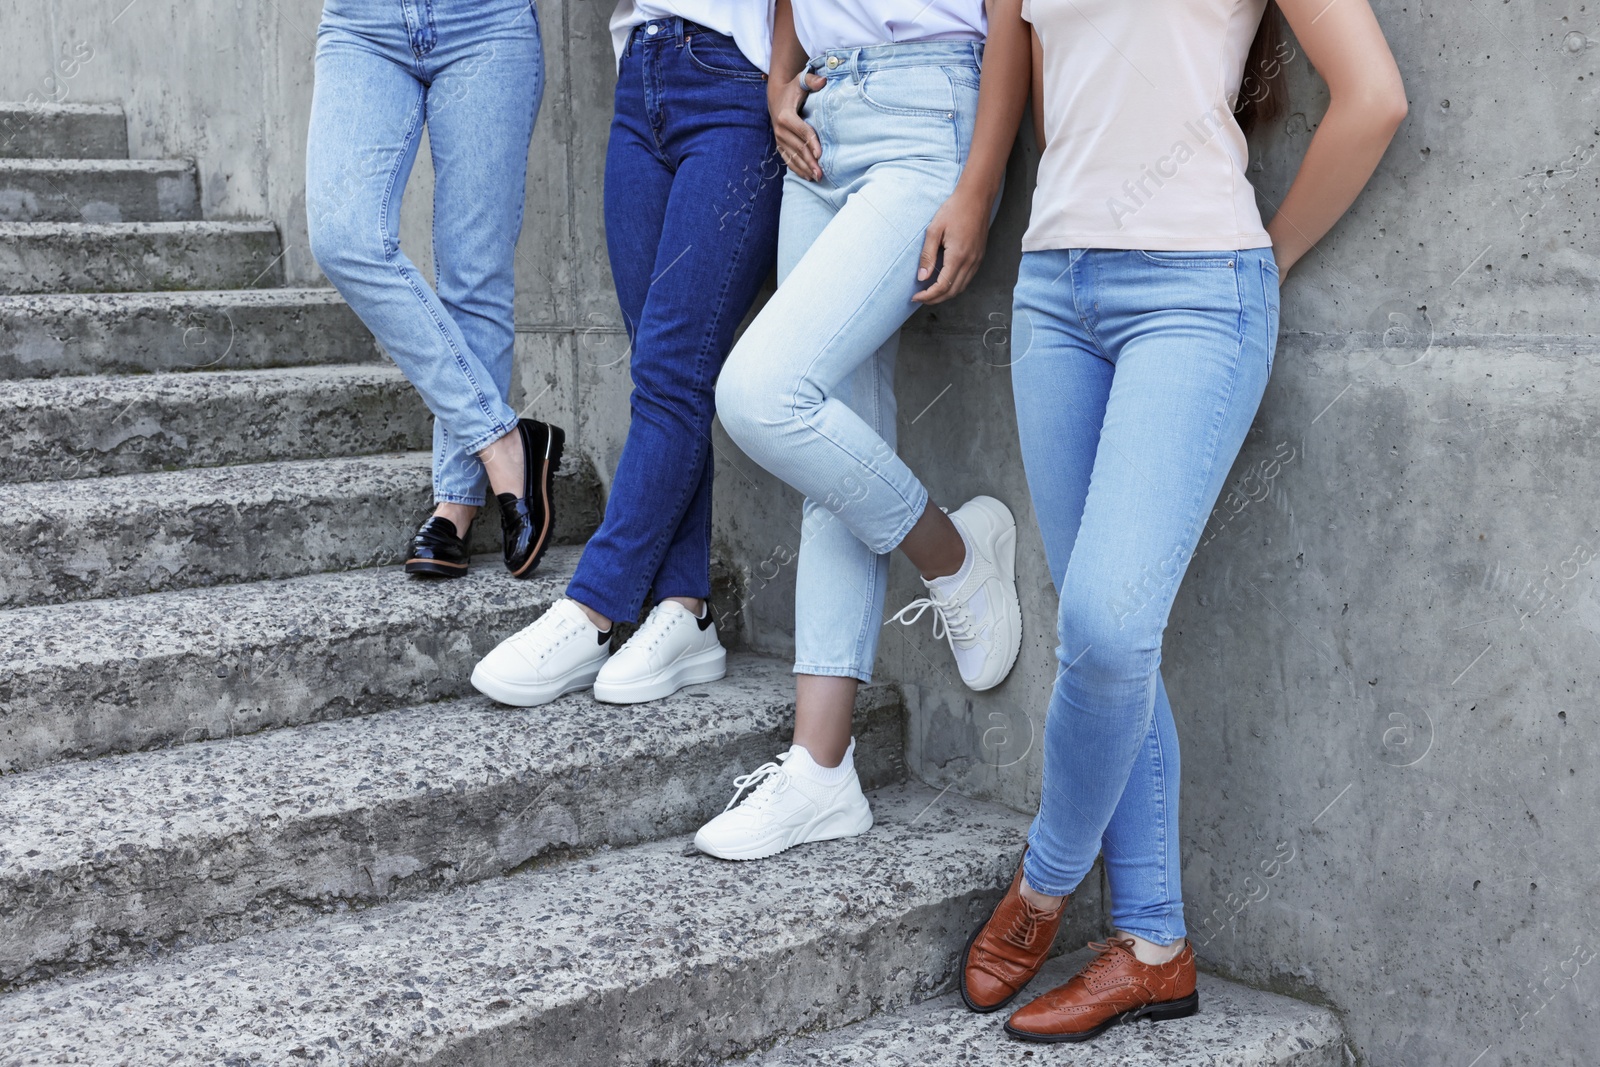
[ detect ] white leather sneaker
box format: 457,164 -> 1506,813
888,495 -> 1022,692
693,743 -> 874,861
471,598 -> 612,707
592,600 -> 726,704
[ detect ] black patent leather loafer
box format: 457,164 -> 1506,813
497,417 -> 565,578
405,516 -> 471,579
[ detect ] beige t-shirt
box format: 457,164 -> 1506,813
1022,0 -> 1273,251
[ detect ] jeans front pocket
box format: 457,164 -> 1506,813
1135,250 -> 1239,269
1260,256 -> 1280,374
685,30 -> 764,80
859,65 -> 957,117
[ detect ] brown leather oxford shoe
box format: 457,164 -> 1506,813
1004,936 -> 1198,1043
959,859 -> 1066,1013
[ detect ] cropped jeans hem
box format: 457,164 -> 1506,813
792,663 -> 875,684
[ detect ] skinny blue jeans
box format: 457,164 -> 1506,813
1011,247 -> 1279,945
306,0 -> 542,506
716,41 -> 983,681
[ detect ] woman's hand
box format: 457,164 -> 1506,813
913,184 -> 991,304
770,69 -> 825,181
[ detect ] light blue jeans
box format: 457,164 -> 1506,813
306,0 -> 543,506
1011,247 -> 1279,944
716,41 -> 983,681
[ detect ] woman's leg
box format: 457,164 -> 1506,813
1017,249 -> 1278,943
306,15 -> 522,504
716,80 -> 1019,692
565,29 -> 783,629
420,0 -> 544,521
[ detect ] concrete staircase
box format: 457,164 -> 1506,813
0,102 -> 1348,1065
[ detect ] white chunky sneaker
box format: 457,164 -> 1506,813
592,600 -> 727,704
471,597 -> 612,707
693,741 -> 873,861
888,495 -> 1022,692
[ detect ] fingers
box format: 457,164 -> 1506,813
770,71 -> 824,180
913,243 -> 981,305
916,223 -> 943,283
775,115 -> 821,179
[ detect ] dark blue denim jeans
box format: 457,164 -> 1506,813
566,17 -> 782,623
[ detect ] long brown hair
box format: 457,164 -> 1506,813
1235,2 -> 1288,135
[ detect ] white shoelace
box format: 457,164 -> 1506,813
888,591 -> 976,645
723,756 -> 790,812
631,603 -> 684,654
511,609 -> 579,663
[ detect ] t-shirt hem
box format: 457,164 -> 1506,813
1021,232 -> 1274,253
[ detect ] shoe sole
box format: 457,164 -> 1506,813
592,645 -> 727,704
693,797 -> 873,861
509,423 -> 564,580
469,655 -> 602,708
404,558 -> 468,579
960,498 -> 1023,692
1003,990 -> 1200,1043
957,924 -> 1036,1014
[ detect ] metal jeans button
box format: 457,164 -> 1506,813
825,55 -> 840,69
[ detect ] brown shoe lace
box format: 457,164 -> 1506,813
1002,901 -> 1053,947
1079,937 -> 1139,980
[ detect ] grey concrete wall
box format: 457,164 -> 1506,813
4,2 -> 1597,1065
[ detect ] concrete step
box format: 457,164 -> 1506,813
0,220 -> 283,293
0,656 -> 906,988
0,783 -> 1021,1065
0,103 -> 127,160
739,948 -> 1347,1067
0,452 -> 603,608
0,364 -> 428,483
0,288 -> 378,379
0,547 -> 585,774
0,158 -> 199,222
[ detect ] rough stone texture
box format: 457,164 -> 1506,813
0,452 -> 602,607
0,784 -> 1032,1066
0,364 -> 429,482
0,220 -> 284,293
0,103 -> 127,160
741,949 -> 1346,1067
10,2 -> 1592,1061
0,288 -> 378,378
0,157 -> 198,222
0,548 -> 579,773
0,656 -> 907,987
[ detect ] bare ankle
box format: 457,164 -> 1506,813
478,427 -> 526,498
1120,931 -> 1185,966
901,501 -> 967,581
432,502 -> 478,532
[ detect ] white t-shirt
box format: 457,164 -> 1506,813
792,0 -> 987,56
1022,0 -> 1273,251
610,1 -> 775,73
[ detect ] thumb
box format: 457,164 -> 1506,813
803,72 -> 826,91
917,224 -> 943,282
